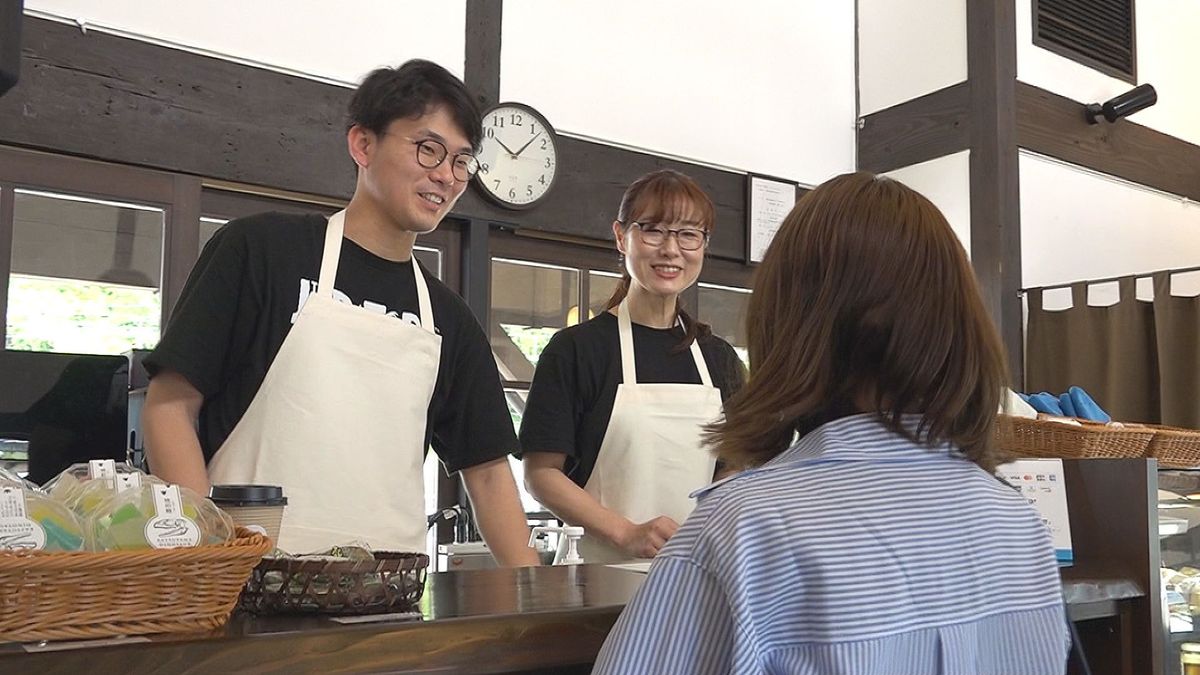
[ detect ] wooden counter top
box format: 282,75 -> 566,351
0,564 -> 645,675
0,557 -> 1148,674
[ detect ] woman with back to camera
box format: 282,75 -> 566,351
594,172 -> 1069,674
519,169 -> 746,563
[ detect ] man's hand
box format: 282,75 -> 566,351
615,516 -> 680,559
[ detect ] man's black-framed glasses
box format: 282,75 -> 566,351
630,222 -> 709,251
413,138 -> 480,182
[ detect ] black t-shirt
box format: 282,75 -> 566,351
146,211 -> 516,473
517,311 -> 746,487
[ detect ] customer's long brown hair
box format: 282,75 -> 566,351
706,172 -> 1009,472
605,169 -> 716,351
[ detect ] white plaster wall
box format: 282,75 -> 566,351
857,0 -> 967,115
883,150 -> 972,254
1016,0 -> 1200,146
1020,151 -> 1200,310
24,0 -> 467,85
499,1 -> 855,186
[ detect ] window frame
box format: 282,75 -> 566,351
0,145 -> 196,348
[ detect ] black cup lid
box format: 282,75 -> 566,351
210,484 -> 288,506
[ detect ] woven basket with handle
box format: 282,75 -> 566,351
0,527 -> 271,643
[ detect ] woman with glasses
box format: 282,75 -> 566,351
594,173 -> 1068,674
519,169 -> 746,563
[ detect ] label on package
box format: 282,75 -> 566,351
0,486 -> 46,550
88,459 -> 117,479
144,484 -> 200,549
115,473 -> 142,494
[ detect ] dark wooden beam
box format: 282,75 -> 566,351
0,18 -> 355,200
464,0 -> 502,111
1016,81 -> 1200,203
857,82 -> 970,174
455,136 -> 748,261
967,0 -> 1023,387
0,17 -> 754,264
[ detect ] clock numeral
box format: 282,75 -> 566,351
530,124 -> 538,136
485,127 -> 495,139
526,185 -> 533,196
492,115 -> 505,128
540,138 -> 548,150
509,187 -> 517,199
480,163 -> 490,174
545,157 -> 552,169
493,179 -> 501,190
510,113 -> 523,126
539,175 -> 547,185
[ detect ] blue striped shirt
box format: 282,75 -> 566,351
593,414 -> 1069,675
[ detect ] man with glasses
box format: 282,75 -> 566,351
143,60 -> 538,565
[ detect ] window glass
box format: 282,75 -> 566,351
587,270 -> 622,319
490,257 -> 579,381
7,190 -> 163,354
698,282 -> 751,368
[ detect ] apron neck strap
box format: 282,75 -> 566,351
318,211 -> 346,295
320,210 -> 436,333
617,300 -> 712,386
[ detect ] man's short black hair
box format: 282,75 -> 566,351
347,59 -> 482,152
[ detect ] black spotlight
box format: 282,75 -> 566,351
1085,84 -> 1158,124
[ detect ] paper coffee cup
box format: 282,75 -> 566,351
209,484 -> 287,544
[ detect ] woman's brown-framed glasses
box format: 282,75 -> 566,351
630,222 -> 709,251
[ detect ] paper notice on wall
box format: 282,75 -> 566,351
748,176 -> 797,263
997,458 -> 1074,565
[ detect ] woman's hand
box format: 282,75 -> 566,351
616,516 -> 680,558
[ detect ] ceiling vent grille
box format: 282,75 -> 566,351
1034,0 -> 1136,83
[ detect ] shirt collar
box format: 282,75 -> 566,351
691,413 -> 962,499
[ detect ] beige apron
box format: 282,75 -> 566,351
572,300 -> 723,563
208,210 -> 440,554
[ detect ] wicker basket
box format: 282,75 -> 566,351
0,527 -> 272,643
994,414 -> 1155,460
239,551 -> 429,615
1142,424 -> 1200,469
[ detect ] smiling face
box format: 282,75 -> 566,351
349,104 -> 472,235
614,201 -> 708,301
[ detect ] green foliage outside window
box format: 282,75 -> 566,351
5,275 -> 160,355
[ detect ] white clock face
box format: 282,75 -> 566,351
476,105 -> 558,208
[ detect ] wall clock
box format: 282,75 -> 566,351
475,102 -> 558,209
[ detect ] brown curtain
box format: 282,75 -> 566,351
1153,273 -> 1200,428
1026,274 -> 1200,427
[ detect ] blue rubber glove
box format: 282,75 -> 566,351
1067,386 -> 1111,423
1058,393 -> 1078,418
1026,392 -> 1065,416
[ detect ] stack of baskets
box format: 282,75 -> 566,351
0,527 -> 271,643
995,414 -> 1200,468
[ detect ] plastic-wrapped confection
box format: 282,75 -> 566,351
62,473 -> 165,517
0,484 -> 86,552
43,461 -> 155,514
87,482 -> 235,551
0,466 -> 41,492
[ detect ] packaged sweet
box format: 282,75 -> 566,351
86,482 -> 235,551
0,483 -> 86,552
0,465 -> 42,492
43,460 -> 154,513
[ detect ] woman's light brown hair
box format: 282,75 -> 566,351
605,169 -> 717,350
706,172 -> 1010,472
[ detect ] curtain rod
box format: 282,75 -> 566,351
1020,264 -> 1200,294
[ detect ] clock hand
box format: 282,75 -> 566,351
494,137 -> 518,156
512,131 -> 543,158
